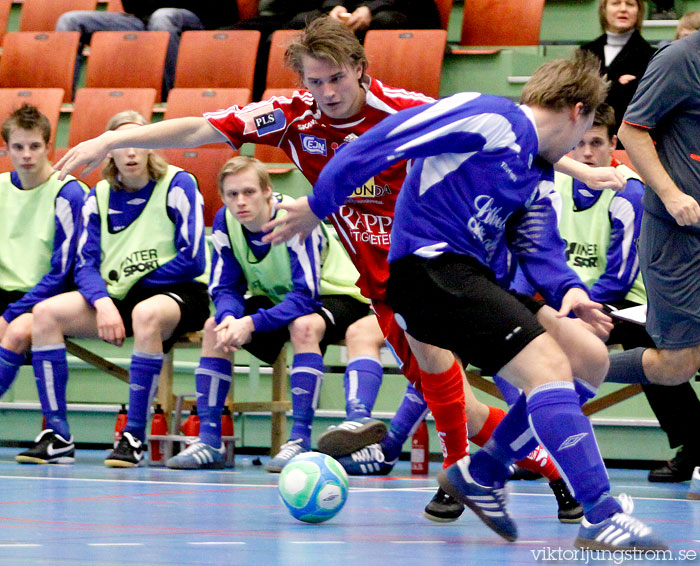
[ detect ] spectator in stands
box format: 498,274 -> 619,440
517,104 -> 700,483
16,110 -> 209,467
0,105 -> 87,403
323,0 -> 441,38
56,2 -> 239,99
649,0 -> 676,19
164,156 -> 388,472
581,0 -> 655,138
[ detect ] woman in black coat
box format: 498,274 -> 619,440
581,0 -> 655,136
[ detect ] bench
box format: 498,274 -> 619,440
65,334 -> 292,455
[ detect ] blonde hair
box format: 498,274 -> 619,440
599,0 -> 646,32
676,11 -> 700,39
101,110 -> 168,188
285,16 -> 368,80
521,50 -> 610,116
217,155 -> 272,196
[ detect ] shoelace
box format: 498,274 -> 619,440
613,493 -> 651,536
351,444 -> 384,463
277,439 -> 304,459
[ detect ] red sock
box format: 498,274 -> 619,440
516,444 -> 562,482
419,359 -> 469,468
469,405 -> 506,447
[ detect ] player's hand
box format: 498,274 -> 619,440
618,74 -> 637,85
557,288 -> 613,339
94,297 -> 126,347
329,5 -> 351,23
54,134 -> 111,180
214,316 -> 254,353
662,190 -> 700,226
347,6 -> 371,31
582,166 -> 626,192
261,196 -> 321,246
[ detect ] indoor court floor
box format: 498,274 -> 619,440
0,448 -> 697,566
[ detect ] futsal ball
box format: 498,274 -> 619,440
278,452 -> 349,523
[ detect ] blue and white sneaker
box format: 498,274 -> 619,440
437,456 -> 517,542
575,494 -> 667,550
336,443 -> 396,475
264,439 -> 308,473
689,466 -> 700,500
316,417 -> 387,457
166,438 -> 226,470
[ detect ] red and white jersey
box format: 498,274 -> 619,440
204,78 -> 432,300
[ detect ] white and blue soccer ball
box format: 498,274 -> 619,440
278,452 -> 349,523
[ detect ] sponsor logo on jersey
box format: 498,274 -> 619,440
300,134 -> 327,156
297,119 -> 317,131
111,249 -> 161,282
350,178 -> 393,199
338,205 -> 392,246
241,103 -> 286,137
331,133 -> 359,155
565,240 -> 600,268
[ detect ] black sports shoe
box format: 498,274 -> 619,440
16,429 -> 75,465
105,431 -> 144,468
549,479 -> 584,523
423,487 -> 465,522
648,445 -> 698,483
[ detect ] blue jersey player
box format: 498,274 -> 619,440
267,51 -> 666,551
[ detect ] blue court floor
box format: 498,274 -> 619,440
0,448 -> 697,566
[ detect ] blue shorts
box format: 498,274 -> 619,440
639,211 -> 700,349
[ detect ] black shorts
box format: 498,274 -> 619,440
387,253 -> 545,376
114,281 -> 210,352
243,294 -> 371,365
0,289 -> 25,317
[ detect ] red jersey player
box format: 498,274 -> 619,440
55,16 -> 596,522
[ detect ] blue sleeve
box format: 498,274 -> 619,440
310,94 -> 492,219
74,191 -> 111,306
2,181 -> 87,323
589,180 -> 645,303
509,182 -> 587,308
138,171 -> 207,287
249,226 -> 324,333
209,208 -> 248,324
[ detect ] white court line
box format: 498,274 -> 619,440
88,543 -> 144,547
0,475 -> 270,489
188,542 -> 246,546
0,543 -> 41,547
390,541 -> 446,544
289,541 -> 345,544
514,540 -> 547,544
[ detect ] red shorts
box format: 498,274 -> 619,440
371,299 -> 425,394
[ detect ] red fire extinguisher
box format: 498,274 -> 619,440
150,404 -> 168,463
114,404 -> 128,448
411,420 -> 429,475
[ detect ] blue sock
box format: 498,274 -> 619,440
123,351 -> 163,442
32,344 -> 70,439
574,378 -> 597,405
526,382 -> 621,523
196,357 -> 232,448
493,374 -> 521,407
0,345 -> 25,397
470,393 -> 538,486
381,382 -> 429,462
289,352 -> 323,449
606,348 -> 650,384
344,356 -> 383,419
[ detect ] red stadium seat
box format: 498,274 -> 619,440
0,88 -> 65,149
19,0 -> 98,32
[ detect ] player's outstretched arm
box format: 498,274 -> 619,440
54,117 -> 225,180
262,196 -> 322,246
555,155 -> 625,191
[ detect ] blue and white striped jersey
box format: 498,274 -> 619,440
312,93 -> 585,307
208,202 -> 324,334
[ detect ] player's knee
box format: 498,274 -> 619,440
1,321 -> 32,354
655,349 -> 700,385
31,301 -> 59,333
130,302 -> 163,335
578,338 -> 610,386
344,317 -> 383,349
289,315 -> 325,348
